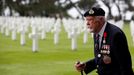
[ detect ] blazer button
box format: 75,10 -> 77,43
98,54 -> 101,58
97,65 -> 99,68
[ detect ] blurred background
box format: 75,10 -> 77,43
0,0 -> 134,20
0,0 -> 134,75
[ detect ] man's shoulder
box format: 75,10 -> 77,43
105,22 -> 127,40
106,22 -> 123,34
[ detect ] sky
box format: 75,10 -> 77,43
67,7 -> 81,18
66,0 -> 81,18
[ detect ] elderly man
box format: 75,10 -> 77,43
75,7 -> 134,75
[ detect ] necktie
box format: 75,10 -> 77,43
95,34 -> 100,64
95,34 -> 100,51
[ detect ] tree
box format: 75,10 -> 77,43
2,0 -> 64,17
101,0 -> 134,19
0,0 -> 3,15
77,0 -> 96,11
1,0 -> 134,18
124,0 -> 134,11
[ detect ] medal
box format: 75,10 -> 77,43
103,32 -> 107,44
98,54 -> 101,58
102,32 -> 111,64
98,32 -> 111,64
103,55 -> 111,64
101,45 -> 110,54
101,32 -> 110,55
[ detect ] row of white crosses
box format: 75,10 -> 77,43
62,18 -> 90,50
0,16 -> 93,51
19,20 -> 28,45
0,17 -> 30,43
0,16 -> 55,52
29,17 -> 55,52
0,17 -> 8,36
29,20 -> 39,52
130,20 -> 134,46
51,18 -> 62,45
82,20 -> 94,44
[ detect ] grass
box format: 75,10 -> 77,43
0,23 -> 134,75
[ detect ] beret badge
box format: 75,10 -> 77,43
89,9 -> 94,14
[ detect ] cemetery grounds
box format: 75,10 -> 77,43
0,23 -> 134,75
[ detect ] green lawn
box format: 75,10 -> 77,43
0,23 -> 134,75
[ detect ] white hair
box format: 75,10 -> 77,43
95,16 -> 105,21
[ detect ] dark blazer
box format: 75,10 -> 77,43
84,22 -> 134,75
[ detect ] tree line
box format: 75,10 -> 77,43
0,0 -> 134,19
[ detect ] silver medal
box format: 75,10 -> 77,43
98,54 -> 101,58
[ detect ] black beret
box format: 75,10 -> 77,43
83,7 -> 105,17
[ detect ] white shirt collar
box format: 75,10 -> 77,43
98,22 -> 107,37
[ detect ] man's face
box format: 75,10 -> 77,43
85,16 -> 100,33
